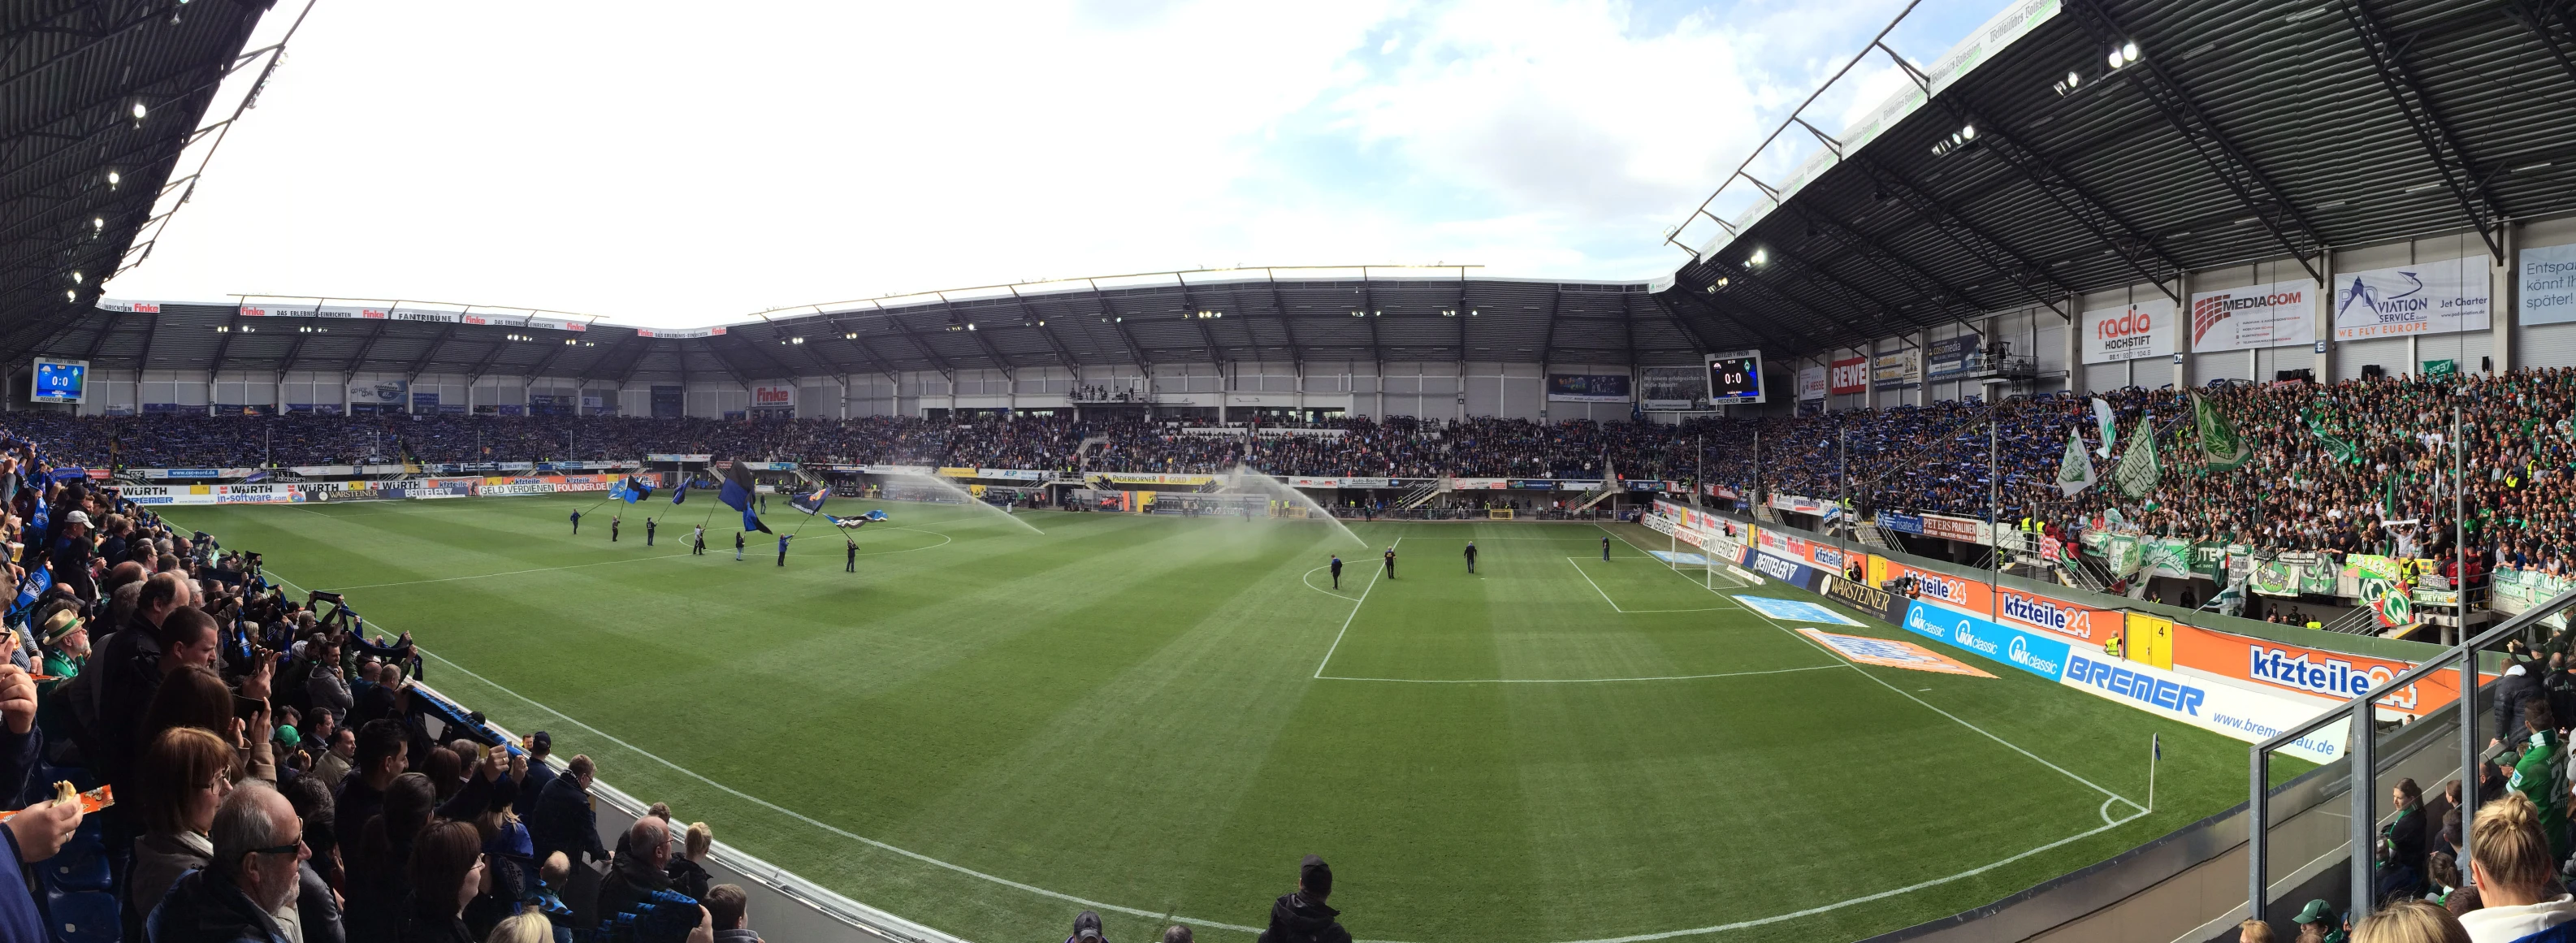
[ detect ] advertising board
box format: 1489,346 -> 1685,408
1638,365 -> 1710,411
2171,625 -> 2478,719
2082,300 -> 2178,363
2189,280 -> 2314,353
1746,552 -> 1825,591
1872,350 -> 1920,390
1545,374 -> 1633,403
478,482 -> 556,497
1991,586 -> 2113,643
2334,257 -> 2492,340
1899,601 -> 2070,681
1925,335 -> 1980,379
2059,651 -> 2344,763
1829,357 -> 1868,395
1795,366 -> 1828,402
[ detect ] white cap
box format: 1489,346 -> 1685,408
63,510 -> 89,526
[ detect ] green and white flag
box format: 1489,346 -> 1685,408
2114,416 -> 2160,499
2306,413 -> 2362,465
2091,397 -> 2117,458
2056,426 -> 2097,496
2193,393 -> 2249,473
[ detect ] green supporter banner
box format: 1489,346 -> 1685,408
2494,569 -> 2574,630
2253,560 -> 2298,597
2106,534 -> 2142,577
2142,538 -> 2195,579
2191,543 -> 2227,581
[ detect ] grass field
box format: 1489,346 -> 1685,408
160,492 -> 2266,943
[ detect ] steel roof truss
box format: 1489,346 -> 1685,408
2340,0 -> 2509,260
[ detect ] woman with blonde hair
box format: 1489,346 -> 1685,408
667,820 -> 713,900
483,911 -> 554,943
2457,792 -> 2576,941
2353,900 -> 2470,943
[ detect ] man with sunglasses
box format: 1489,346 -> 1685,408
144,780 -> 303,943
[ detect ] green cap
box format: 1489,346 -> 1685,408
2294,899 -> 2334,924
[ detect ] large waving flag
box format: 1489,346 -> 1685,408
718,463 -> 772,533
621,474 -> 655,504
788,489 -> 827,516
828,508 -> 889,530
670,476 -> 688,505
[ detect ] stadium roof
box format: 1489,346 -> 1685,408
0,0 -> 280,363
19,270 -> 1695,381
1659,0 -> 2576,358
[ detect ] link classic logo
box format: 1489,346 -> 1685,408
1998,592 -> 2089,639
2247,647 -> 2415,710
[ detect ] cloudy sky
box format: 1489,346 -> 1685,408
106,0 -> 1998,327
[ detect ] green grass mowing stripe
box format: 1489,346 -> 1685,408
170,500 -> 2261,943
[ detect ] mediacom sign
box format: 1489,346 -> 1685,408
2189,280 -> 2314,353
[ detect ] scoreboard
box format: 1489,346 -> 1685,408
1708,350 -> 1764,404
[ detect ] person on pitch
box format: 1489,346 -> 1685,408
1601,535 -> 1612,561
1464,540 -> 1478,574
734,531 -> 745,561
1329,555 -> 1343,590
645,517 -> 656,547
1382,546 -> 1396,580
846,539 -> 858,573
777,532 -> 792,567
610,514 -> 621,543
691,525 -> 706,556
569,509 -> 581,535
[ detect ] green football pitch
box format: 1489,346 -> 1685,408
159,493 -> 2271,943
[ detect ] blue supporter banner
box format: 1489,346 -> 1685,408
1877,513 -> 1925,534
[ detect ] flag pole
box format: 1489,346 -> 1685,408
2149,733 -> 2159,813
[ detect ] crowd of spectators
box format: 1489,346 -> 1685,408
0,432 -> 791,942
15,366 -> 2576,577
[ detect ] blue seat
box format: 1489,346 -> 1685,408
42,888 -> 116,943
42,819 -> 110,893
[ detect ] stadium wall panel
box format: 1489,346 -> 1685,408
2128,357 -> 2173,390
2196,351 -> 2251,384
2337,337 -> 2405,381
2522,322 -> 2576,370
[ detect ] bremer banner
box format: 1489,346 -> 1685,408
2189,280 -> 2314,353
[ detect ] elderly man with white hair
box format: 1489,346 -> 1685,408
144,780 -> 305,943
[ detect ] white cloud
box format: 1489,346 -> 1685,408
105,0 -> 1985,326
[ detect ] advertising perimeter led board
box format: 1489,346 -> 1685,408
30,358 -> 86,404
1708,350 -> 1764,404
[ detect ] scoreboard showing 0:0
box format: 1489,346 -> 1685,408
1707,350 -> 1764,404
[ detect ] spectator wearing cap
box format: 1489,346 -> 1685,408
513,730 -> 555,818
37,605 -> 84,685
1067,910 -> 1106,943
48,508 -> 95,602
1258,854 -> 1351,943
2290,900 -> 2337,943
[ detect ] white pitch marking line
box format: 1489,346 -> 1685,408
1567,556 -> 1630,612
1299,565 -> 1362,603
1310,536 -> 1396,679
1318,664 -> 1843,684
1595,523 -> 2148,815
263,559 -> 2158,943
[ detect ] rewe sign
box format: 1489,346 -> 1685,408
2082,300 -> 2176,363
1829,357 -> 1868,395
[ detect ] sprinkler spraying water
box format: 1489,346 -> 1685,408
1224,465 -> 1368,547
889,474 -> 1045,534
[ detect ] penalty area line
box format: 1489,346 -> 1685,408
1310,536 -> 1396,678
264,563 -> 2155,943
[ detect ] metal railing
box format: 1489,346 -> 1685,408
2248,582 -> 2576,924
